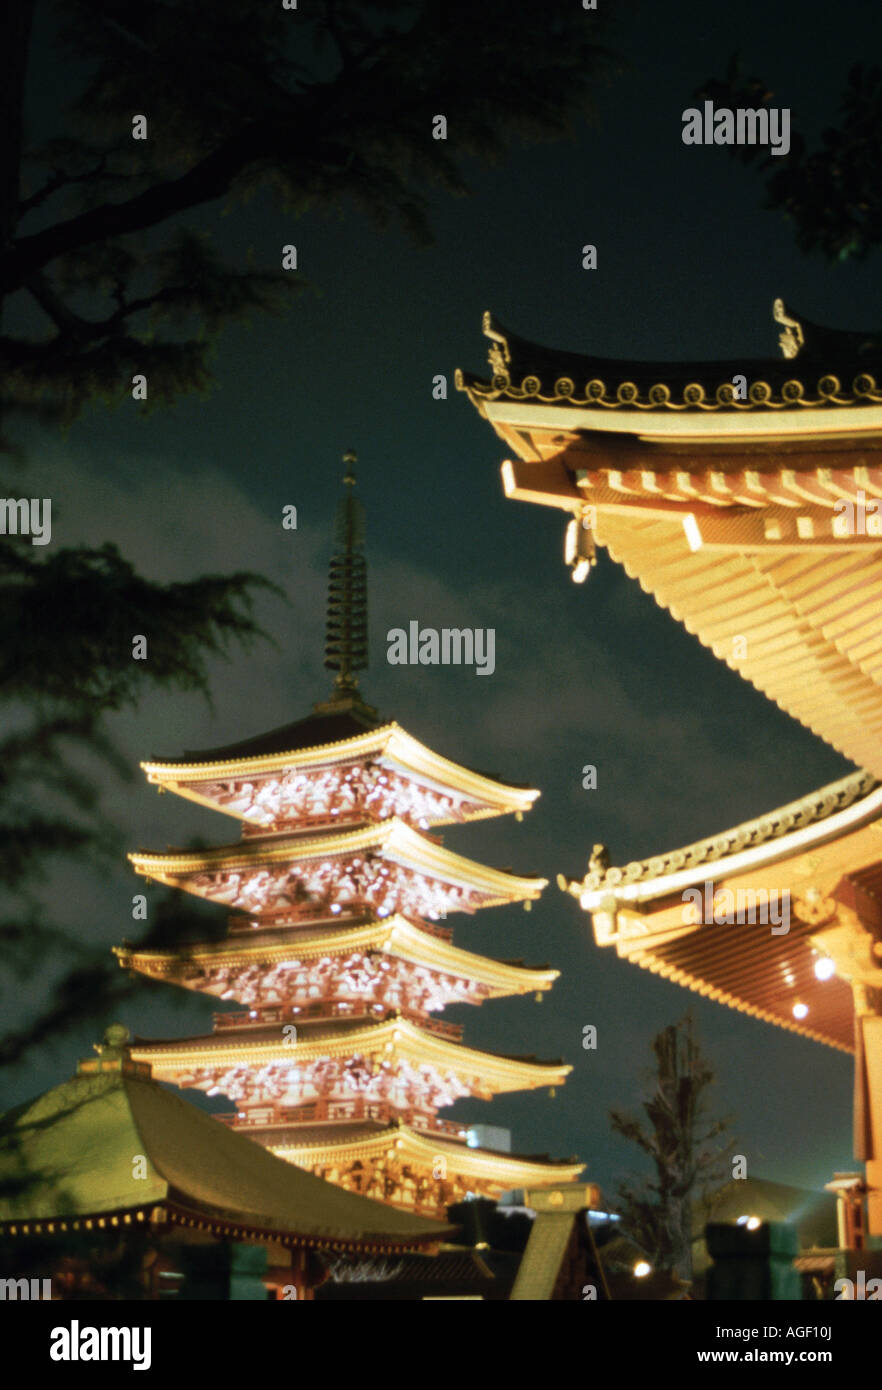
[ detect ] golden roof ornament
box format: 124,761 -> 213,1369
774,298 -> 805,359
483,311 -> 511,383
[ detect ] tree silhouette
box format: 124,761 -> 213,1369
2,0 -> 616,432
609,1013 -> 736,1282
694,54 -> 882,262
0,1 -> 618,1071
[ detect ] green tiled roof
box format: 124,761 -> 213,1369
0,1053 -> 452,1247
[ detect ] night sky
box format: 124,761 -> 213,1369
8,0 -> 882,1202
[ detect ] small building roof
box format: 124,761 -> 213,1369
0,1029 -> 452,1251
696,1177 -> 837,1252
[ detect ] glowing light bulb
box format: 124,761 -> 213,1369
633,1261 -> 651,1278
792,1002 -> 809,1019
814,956 -> 835,981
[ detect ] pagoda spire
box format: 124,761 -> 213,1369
321,449 -> 369,710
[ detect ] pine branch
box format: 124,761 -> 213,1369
19,157 -> 109,217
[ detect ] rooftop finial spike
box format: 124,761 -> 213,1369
323,449 -> 369,706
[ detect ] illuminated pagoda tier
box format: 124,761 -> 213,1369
457,302 -> 882,776
121,453 -> 580,1217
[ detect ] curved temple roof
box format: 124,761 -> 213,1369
560,769 -> 882,1053
457,302 -> 882,427
129,818 -> 547,918
566,769 -> 880,903
114,913 -> 559,1000
458,305 -> 882,778
131,1015 -> 572,1095
142,714 -> 540,828
265,1124 -> 584,1190
0,1032 -> 452,1249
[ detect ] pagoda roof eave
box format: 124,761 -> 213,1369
114,914 -> 560,996
590,516 -> 882,779
128,817 -> 547,906
265,1124 -> 584,1184
141,720 -> 539,818
130,1016 -> 572,1092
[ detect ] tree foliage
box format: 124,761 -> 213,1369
695,55 -> 882,262
0,1 -> 617,1071
2,0 -> 615,435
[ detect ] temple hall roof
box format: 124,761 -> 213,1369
561,770 -> 882,1052
0,1030 -> 452,1249
567,768 -> 879,900
457,302 -> 882,421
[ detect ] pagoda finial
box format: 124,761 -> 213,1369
323,449 -> 369,705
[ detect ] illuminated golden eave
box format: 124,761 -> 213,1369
114,915 -> 559,997
141,722 -> 539,824
131,1016 -> 571,1093
479,397 -> 882,445
268,1125 -> 584,1184
564,774 -> 882,1053
129,817 -> 547,905
594,515 -> 882,779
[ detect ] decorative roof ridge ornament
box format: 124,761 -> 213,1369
76,1023 -> 152,1079
315,450 -> 378,720
773,298 -> 805,360
483,310 -> 512,385
456,308 -> 882,412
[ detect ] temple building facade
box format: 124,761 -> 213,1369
458,302 -> 882,1240
119,453 -> 581,1217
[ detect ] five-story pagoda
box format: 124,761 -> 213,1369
119,454 -> 581,1217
